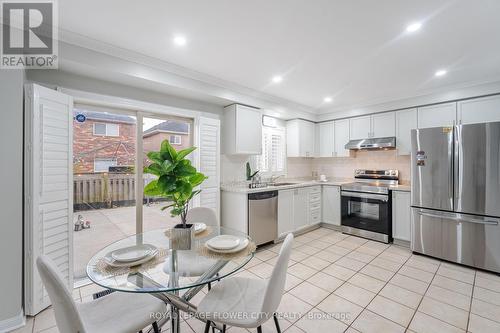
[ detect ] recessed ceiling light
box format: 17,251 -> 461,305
271,75 -> 283,83
435,69 -> 447,77
173,35 -> 187,46
323,97 -> 333,103
406,22 -> 422,33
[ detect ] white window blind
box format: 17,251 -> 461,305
169,134 -> 182,145
93,123 -> 119,136
255,126 -> 285,174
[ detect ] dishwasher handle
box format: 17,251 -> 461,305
248,191 -> 278,200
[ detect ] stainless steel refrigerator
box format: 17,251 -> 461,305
411,122 -> 500,273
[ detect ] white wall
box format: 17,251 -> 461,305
317,80 -> 500,122
0,70 -> 24,329
26,69 -> 225,116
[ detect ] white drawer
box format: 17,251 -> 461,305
310,212 -> 321,223
309,186 -> 321,194
310,202 -> 321,210
310,194 -> 321,202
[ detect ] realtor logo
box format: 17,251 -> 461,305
1,0 -> 58,68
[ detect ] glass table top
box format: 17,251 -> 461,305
86,226 -> 255,293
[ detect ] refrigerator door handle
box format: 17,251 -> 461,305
416,210 -> 499,226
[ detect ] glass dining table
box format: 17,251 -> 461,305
86,226 -> 255,333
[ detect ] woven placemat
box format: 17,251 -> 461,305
94,248 -> 168,277
197,241 -> 257,260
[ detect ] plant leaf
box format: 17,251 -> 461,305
189,189 -> 201,200
147,151 -> 163,164
143,180 -> 162,196
144,163 -> 163,176
161,159 -> 176,173
176,146 -> 196,161
189,173 -> 207,187
174,160 -> 197,177
176,180 -> 193,200
160,203 -> 175,211
160,140 -> 177,162
157,175 -> 176,193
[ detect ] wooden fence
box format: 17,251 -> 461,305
73,173 -> 160,211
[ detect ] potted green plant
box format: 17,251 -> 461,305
143,140 -> 207,249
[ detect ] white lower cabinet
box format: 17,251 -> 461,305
278,186 -> 323,237
294,188 -> 310,230
278,189 -> 294,237
322,185 -> 341,226
392,191 -> 411,242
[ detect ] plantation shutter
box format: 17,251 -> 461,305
24,84 -> 74,315
196,117 -> 220,221
255,127 -> 285,173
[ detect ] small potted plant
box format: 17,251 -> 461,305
143,140 -> 207,249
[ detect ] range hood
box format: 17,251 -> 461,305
345,137 -> 396,150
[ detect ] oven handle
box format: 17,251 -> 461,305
341,191 -> 389,202
416,210 -> 499,226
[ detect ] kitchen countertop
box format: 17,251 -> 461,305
221,178 -> 411,193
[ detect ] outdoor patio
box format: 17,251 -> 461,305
73,203 -> 181,282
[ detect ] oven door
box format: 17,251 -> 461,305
341,191 -> 391,236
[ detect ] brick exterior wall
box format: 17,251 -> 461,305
143,132 -> 190,154
73,119 -> 136,173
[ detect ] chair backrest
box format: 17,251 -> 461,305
186,207 -> 218,226
260,233 -> 294,316
36,256 -> 86,332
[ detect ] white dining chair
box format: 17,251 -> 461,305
198,233 -> 294,333
186,206 -> 218,226
163,207 -> 220,287
36,255 -> 167,333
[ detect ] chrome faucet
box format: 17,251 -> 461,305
269,175 -> 284,184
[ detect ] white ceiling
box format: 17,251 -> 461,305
59,0 -> 500,114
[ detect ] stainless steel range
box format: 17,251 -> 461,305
341,169 -> 399,243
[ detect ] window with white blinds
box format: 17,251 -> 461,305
254,126 -> 286,174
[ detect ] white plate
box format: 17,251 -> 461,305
194,223 -> 207,234
206,238 -> 249,254
206,235 -> 240,250
104,248 -> 158,268
111,244 -> 156,262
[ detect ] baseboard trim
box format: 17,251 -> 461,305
320,223 -> 342,231
0,310 -> 25,333
393,238 -> 411,248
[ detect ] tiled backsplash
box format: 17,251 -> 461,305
222,150 -> 411,184
311,150 -> 411,183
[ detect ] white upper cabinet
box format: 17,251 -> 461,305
223,104 -> 262,155
317,121 -> 335,157
334,119 -> 350,157
458,95 -> 500,125
395,108 -> 418,155
372,112 -> 395,138
349,112 -> 395,139
418,102 -> 457,128
349,115 -> 371,140
287,119 -> 315,157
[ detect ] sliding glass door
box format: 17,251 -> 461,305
72,108 -> 193,284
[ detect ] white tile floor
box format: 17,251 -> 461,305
15,227 -> 500,333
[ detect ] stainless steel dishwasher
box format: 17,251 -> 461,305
248,190 -> 278,246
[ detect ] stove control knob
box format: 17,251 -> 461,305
384,171 -> 390,175
391,170 -> 397,176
